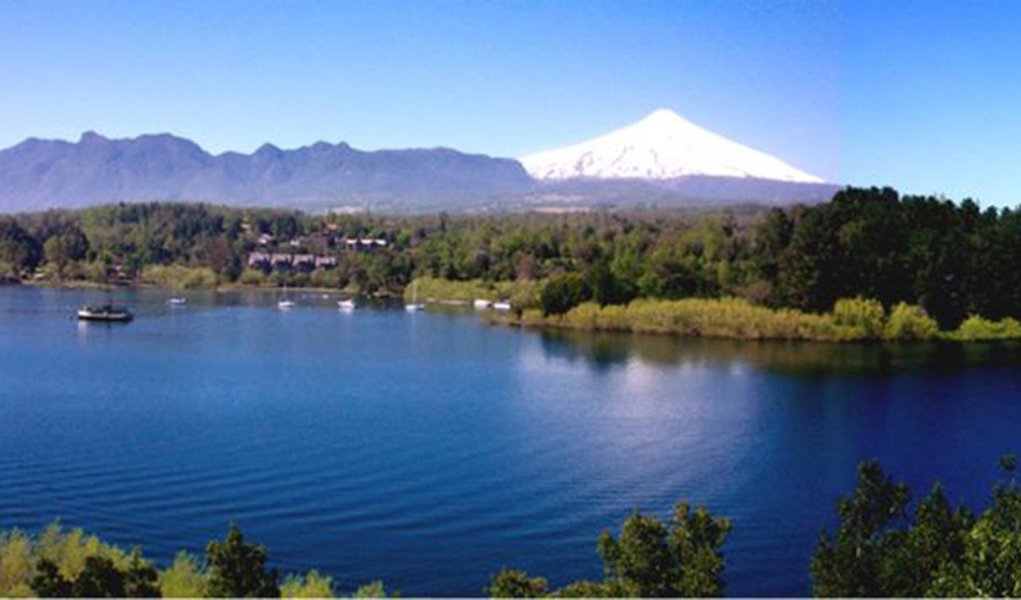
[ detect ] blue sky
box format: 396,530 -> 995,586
0,0 -> 1019,205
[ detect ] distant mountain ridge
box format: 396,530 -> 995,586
0,112 -> 838,213
0,131 -> 534,213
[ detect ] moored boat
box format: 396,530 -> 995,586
404,281 -> 424,312
492,300 -> 512,311
77,304 -> 134,322
338,299 -> 356,311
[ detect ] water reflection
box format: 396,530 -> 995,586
538,329 -> 1021,378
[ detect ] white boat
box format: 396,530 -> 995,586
167,297 -> 187,306
405,281 -> 424,312
338,299 -> 356,311
492,301 -> 512,311
77,304 -> 133,322
473,299 -> 491,310
278,285 -> 295,309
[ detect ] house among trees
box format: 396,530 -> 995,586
343,238 -> 388,251
247,252 -> 271,268
246,252 -> 339,272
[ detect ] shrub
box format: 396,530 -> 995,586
280,569 -> 334,598
486,568 -> 549,598
832,297 -> 886,340
0,530 -> 34,597
883,302 -> 939,341
159,552 -> 207,597
239,268 -> 268,286
951,315 -> 1021,341
352,580 -> 393,598
540,273 -> 591,316
205,524 -> 279,598
488,501 -> 731,598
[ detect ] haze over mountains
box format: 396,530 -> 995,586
0,110 -> 838,213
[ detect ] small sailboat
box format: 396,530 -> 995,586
404,281 -> 424,312
278,285 -> 296,309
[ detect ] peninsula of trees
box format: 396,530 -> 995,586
3,187 -> 1021,341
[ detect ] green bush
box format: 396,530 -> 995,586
487,501 -> 730,598
205,524 -> 279,598
949,315 -> 1021,341
159,552 -> 208,598
486,569 -> 549,598
540,273 -> 591,316
884,302 -> 939,341
279,569 -> 334,598
832,297 -> 886,340
238,268 -> 268,286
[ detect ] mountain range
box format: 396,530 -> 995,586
0,110 -> 838,213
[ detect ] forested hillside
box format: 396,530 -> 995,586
2,187 -> 1020,331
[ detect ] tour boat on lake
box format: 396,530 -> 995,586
77,304 -> 134,322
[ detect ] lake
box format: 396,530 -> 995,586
1,286 -> 1019,596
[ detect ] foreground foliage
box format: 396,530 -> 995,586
2,458 -> 1020,597
0,523 -> 381,598
487,502 -> 731,597
812,456 -> 1021,597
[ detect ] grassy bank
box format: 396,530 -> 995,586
493,296 -> 1021,344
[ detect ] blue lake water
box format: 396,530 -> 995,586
1,286 -> 1020,596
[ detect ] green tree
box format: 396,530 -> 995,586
486,568 -> 550,598
158,552 -> 207,597
69,556 -> 126,597
598,503 -> 731,597
205,525 -> 279,598
32,559 -> 71,598
540,273 -> 591,316
280,570 -> 334,598
811,461 -> 912,596
929,456 -> 1021,596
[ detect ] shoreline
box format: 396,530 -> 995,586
16,279 -> 380,297
9,279 -> 1021,345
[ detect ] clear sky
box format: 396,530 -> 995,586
0,0 -> 1019,206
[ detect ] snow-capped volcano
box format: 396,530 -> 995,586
521,109 -> 824,184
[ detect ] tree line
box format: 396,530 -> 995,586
1,458 -> 1018,597
3,187 -> 1021,329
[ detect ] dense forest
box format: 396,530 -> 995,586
1,459 -> 1018,597
2,187 -> 1021,333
